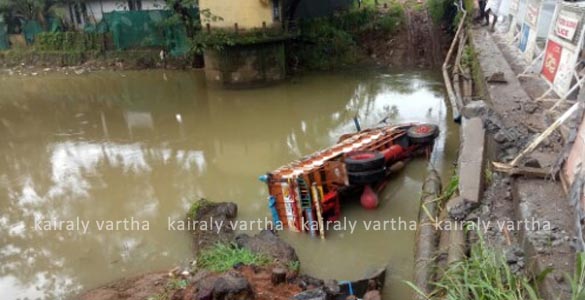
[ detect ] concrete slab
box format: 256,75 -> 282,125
458,117 -> 485,204
470,30 -> 545,130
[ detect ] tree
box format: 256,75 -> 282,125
283,0 -> 303,25
164,0 -> 199,38
0,0 -> 68,29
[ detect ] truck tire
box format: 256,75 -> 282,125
407,124 -> 439,144
348,168 -> 386,185
345,151 -> 385,172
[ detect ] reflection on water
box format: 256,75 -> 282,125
0,69 -> 457,299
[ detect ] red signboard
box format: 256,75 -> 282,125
541,40 -> 563,83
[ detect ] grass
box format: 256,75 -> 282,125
442,173 -> 460,203
288,260 -> 301,272
187,198 -> 210,219
484,164 -> 493,185
197,243 -> 272,272
405,233 -> 540,300
568,252 -> 585,300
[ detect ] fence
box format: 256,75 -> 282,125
2,10 -> 196,57
101,9 -> 196,56
0,22 -> 7,50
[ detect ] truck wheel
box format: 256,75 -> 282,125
407,124 -> 439,144
348,168 -> 386,185
345,151 -> 385,172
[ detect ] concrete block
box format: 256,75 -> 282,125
458,117 -> 486,204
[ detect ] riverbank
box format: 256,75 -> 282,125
0,1 -> 452,78
77,200 -> 383,300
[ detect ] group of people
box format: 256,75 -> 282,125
477,0 -> 502,31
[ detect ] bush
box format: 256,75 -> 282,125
35,32 -> 107,52
291,6 -> 404,70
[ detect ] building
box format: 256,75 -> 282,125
65,0 -> 166,28
198,0 -> 282,30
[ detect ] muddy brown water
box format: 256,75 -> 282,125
0,69 -> 458,299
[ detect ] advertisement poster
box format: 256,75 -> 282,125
553,48 -> 577,95
519,24 -> 530,52
541,40 -> 562,83
526,0 -> 541,28
555,10 -> 580,41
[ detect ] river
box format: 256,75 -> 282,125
0,68 -> 458,299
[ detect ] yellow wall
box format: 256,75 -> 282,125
199,0 -> 279,29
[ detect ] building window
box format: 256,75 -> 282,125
128,0 -> 143,11
273,0 -> 281,21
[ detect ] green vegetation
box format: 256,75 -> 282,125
187,198 -> 211,220
35,31 -> 106,51
147,278 -> 189,300
464,42 -> 487,100
192,27 -> 294,53
484,164 -> 493,185
0,0 -> 61,24
291,5 -> 404,70
441,173 -> 459,203
568,252 -> 585,300
427,0 -> 460,28
197,243 -> 272,272
406,233 -> 540,300
288,260 -> 301,272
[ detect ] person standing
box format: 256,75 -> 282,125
477,0 -> 489,25
485,0 -> 502,32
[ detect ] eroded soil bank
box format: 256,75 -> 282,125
78,200 -> 378,300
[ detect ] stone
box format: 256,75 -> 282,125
504,246 -> 523,264
448,197 -> 479,221
505,147 -> 519,156
462,100 -> 488,118
523,102 -> 539,114
235,230 -> 299,264
291,287 -> 328,300
323,280 -> 340,295
494,131 -> 507,143
189,200 -> 238,251
486,72 -> 507,83
295,274 -> 324,289
524,158 -> 541,168
212,271 -> 254,300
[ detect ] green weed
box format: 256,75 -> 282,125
197,243 -> 272,272
405,233 -> 540,300
568,252 -> 585,300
